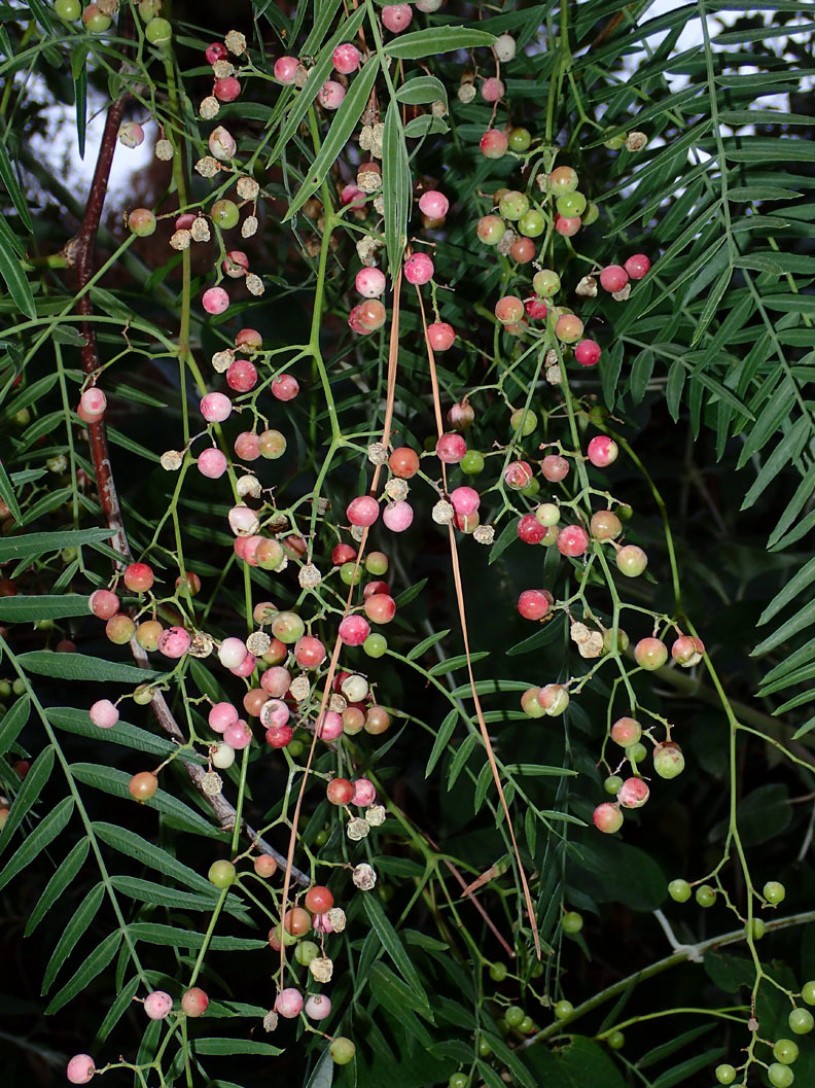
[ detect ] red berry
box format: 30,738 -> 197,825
541,455 -> 570,482
89,588 -> 119,619
181,987 -> 209,1017
574,339 -> 602,367
671,635 -> 704,667
427,321 -> 456,351
305,885 -> 335,913
517,515 -> 546,545
557,525 -> 590,557
617,777 -> 650,808
599,265 -> 629,293
480,129 -> 508,159
517,589 -> 553,621
593,802 -> 623,834
124,562 -> 154,593
587,436 -> 619,467
128,772 -> 158,801
327,778 -> 354,805
624,253 -> 650,280
436,432 -> 467,464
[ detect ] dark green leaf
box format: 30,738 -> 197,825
0,528 -> 114,562
42,883 -> 105,993
428,651 -> 489,676
0,796 -> 74,892
0,595 -> 93,622
92,822 -> 220,896
25,837 -> 90,936
0,222 -> 35,319
407,629 -> 451,661
425,708 -> 459,777
45,930 -> 121,1015
0,694 -> 29,756
384,27 -> 497,59
18,651 -> 161,684
382,99 -> 412,277
193,1039 -> 284,1056
0,744 -> 54,852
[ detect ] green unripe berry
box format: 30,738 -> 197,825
561,911 -> 583,935
489,962 -> 508,982
510,408 -> 538,436
581,202 -> 599,226
329,1037 -> 356,1065
764,880 -> 786,905
607,1031 -> 625,1050
714,1064 -> 737,1085
744,918 -> 766,940
508,127 -> 532,152
553,1000 -> 574,1020
449,1074 -> 467,1088
478,1038 -> 492,1057
340,561 -> 363,586
555,191 -> 587,218
532,269 -> 561,298
518,1016 -> 535,1034
768,1062 -> 794,1088
208,859 -> 236,887
773,1039 -> 800,1065
695,884 -> 716,908
504,1005 -> 525,1027
363,633 -> 388,658
603,129 -> 627,150
788,1008 -> 814,1034
55,0 -> 81,20
211,199 -> 240,230
499,190 -> 530,221
518,209 -> 545,237
145,16 -> 172,44
604,775 -> 624,795
628,742 -> 648,764
802,981 -> 815,1006
294,940 -> 320,966
668,879 -> 692,903
460,450 -> 485,475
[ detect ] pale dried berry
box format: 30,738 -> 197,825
365,804 -> 386,826
245,630 -> 271,656
195,156 -> 220,178
202,287 -> 230,315
90,699 -> 119,729
144,990 -> 173,1020
458,81 -> 476,104
298,563 -> 322,589
214,59 -> 238,79
381,3 -> 413,32
347,815 -> 371,841
263,1010 -> 279,1032
367,441 -> 388,464
225,30 -> 246,55
201,771 -> 223,795
245,273 -> 265,296
432,499 -> 454,525
578,632 -> 604,658
241,215 -> 258,238
353,863 -> 377,890
326,906 -> 346,932
170,229 -> 191,250
236,176 -> 260,200
211,349 -> 234,373
289,676 -> 310,701
160,450 -> 183,471
309,956 -> 334,983
67,1055 -> 96,1085
575,275 -> 598,297
199,96 -> 220,120
385,478 -> 409,501
570,622 -> 591,645
191,217 -> 211,242
626,131 -> 648,151
612,283 -> 632,302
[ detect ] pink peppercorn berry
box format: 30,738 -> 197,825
347,495 -> 379,527
209,702 -> 239,734
226,359 -> 258,393
404,252 -> 434,285
158,626 -> 191,659
381,3 -> 413,32
587,436 -> 619,468
599,265 -> 629,293
206,43 -> 228,65
318,80 -> 346,110
481,77 -> 505,103
274,56 -> 300,84
418,190 -> 450,219
449,486 -> 480,516
197,448 -> 228,479
517,589 -> 553,621
338,615 -> 371,646
89,588 -> 119,619
275,988 -> 304,1019
427,322 -> 455,351
557,525 -> 590,557
144,991 -> 173,1020
382,500 -> 414,532
480,129 -> 508,159
332,43 -> 361,74
574,339 -> 602,367
517,514 -> 546,545
67,1054 -> 96,1085
90,699 -> 119,729
200,392 -> 232,423
624,253 -> 651,280
355,267 -> 387,298
436,432 -> 467,464
214,76 -> 241,102
202,287 -> 230,315
593,802 -> 623,834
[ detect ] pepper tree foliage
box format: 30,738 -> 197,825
1,0 -> 815,1085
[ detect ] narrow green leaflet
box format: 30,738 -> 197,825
741,416 -> 810,511
284,56 -> 381,221
384,26 -> 496,59
70,764 -> 221,838
363,892 -> 432,1011
49,706 -> 178,758
25,837 -> 90,935
0,795 -> 74,892
42,882 -> 105,993
428,651 -> 489,676
752,600 -> 815,657
425,708 -> 459,777
448,732 -> 479,788
194,1039 -> 284,1057
0,223 -> 35,319
110,875 -> 249,915
0,528 -> 113,562
0,744 -> 55,852
382,99 -> 412,277
0,595 -> 94,622
45,931 -> 121,1015
0,142 -> 33,233
18,651 -> 161,684
128,923 -> 265,952
95,975 -> 140,1042
407,628 -> 451,661
305,1049 -> 334,1088
758,554 -> 815,626
0,694 -> 30,756
93,822 -> 221,896
368,962 -> 434,1044
0,458 -> 22,522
